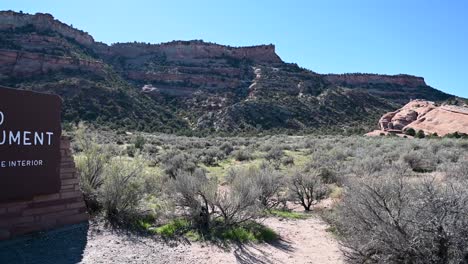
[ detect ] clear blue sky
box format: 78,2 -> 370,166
2,0 -> 467,97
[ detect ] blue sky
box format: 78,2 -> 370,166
2,0 -> 467,97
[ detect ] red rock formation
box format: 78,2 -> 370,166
108,41 -> 282,64
0,11 -> 282,66
0,49 -> 105,77
369,99 -> 468,136
0,11 -> 95,47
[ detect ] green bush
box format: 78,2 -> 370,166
75,125 -> 111,212
220,142 -> 234,155
169,169 -> 217,231
282,156 -> 295,166
233,148 -> 253,161
100,158 -> 146,219
265,146 -> 284,162
415,130 -> 426,139
126,145 -> 137,157
215,222 -> 278,243
154,219 -> 191,237
269,209 -> 307,219
404,128 -> 416,137
134,135 -> 146,150
161,151 -> 197,178
226,165 -> 285,211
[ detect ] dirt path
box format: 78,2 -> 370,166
81,216 -> 343,264
186,217 -> 344,264
1,216 -> 344,264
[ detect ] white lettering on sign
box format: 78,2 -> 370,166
0,112 -> 54,146
0,160 -> 44,168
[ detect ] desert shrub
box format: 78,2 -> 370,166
170,167 -> 268,230
416,130 -> 426,139
220,142 -> 234,155
215,221 -> 277,243
154,219 -> 191,237
437,148 -> 461,163
169,168 -> 217,231
304,153 -> 342,184
442,161 -> 468,180
289,170 -> 329,211
265,146 -> 284,168
201,147 -> 225,166
100,158 -> 146,219
282,156 -> 295,166
457,140 -> 468,150
75,128 -> 111,212
317,167 -> 338,184
161,151 -> 197,178
347,156 -> 386,178
259,141 -> 274,152
214,172 -> 261,226
134,135 -> 146,150
445,132 -> 468,139
233,148 -> 253,161
155,219 -> 277,243
405,128 -> 416,137
143,144 -> 159,155
75,146 -> 110,212
402,150 -> 438,173
336,175 -> 468,264
126,145 -> 137,157
227,166 -> 285,211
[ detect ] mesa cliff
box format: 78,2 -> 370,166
0,11 -> 459,134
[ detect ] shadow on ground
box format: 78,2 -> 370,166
0,223 -> 89,264
234,238 -> 295,264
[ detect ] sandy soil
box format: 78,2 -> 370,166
81,216 -> 343,264
1,213 -> 343,264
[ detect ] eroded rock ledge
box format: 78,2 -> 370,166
368,99 -> 468,136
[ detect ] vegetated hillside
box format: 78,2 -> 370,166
0,11 -> 456,134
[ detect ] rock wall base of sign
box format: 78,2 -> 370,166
0,137 -> 88,240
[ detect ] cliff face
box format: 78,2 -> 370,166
0,49 -> 104,78
107,41 -> 281,63
323,74 -> 426,88
105,41 -> 279,93
0,11 -> 95,47
0,11 -> 457,134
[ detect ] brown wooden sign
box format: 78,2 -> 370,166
0,87 -> 62,202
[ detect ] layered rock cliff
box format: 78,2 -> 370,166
0,11 -> 95,46
0,49 -> 104,78
0,11 -> 459,134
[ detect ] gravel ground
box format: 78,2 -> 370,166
0,216 -> 343,264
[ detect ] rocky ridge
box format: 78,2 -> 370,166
0,11 -> 459,133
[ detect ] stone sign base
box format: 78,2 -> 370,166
0,137 -> 88,240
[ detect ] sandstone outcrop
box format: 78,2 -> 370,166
0,49 -> 104,78
0,11 -> 95,47
368,99 -> 468,136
